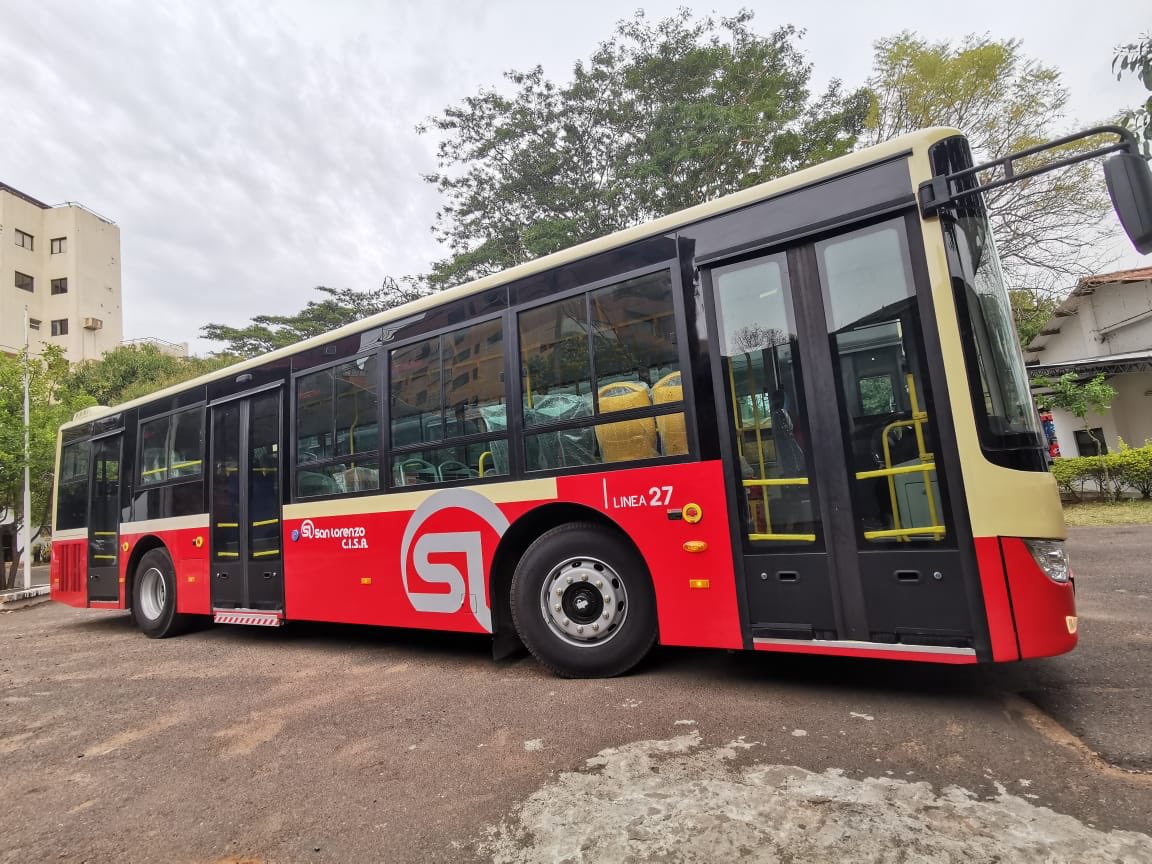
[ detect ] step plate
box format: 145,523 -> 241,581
213,609 -> 283,627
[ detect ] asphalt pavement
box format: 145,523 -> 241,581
0,529 -> 1149,862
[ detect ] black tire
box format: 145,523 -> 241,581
510,522 -> 657,678
131,548 -> 189,639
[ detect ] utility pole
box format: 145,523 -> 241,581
22,306 -> 32,590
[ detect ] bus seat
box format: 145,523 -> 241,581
342,466 -> 379,492
298,471 -> 339,497
596,381 -> 658,463
652,371 -> 688,456
394,458 -> 437,486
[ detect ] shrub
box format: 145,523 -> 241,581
1114,439 -> 1152,499
1049,440 -> 1152,501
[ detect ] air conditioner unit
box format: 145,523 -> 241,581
83,317 -> 103,331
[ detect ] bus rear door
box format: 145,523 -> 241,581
209,389 -> 284,613
86,433 -> 122,602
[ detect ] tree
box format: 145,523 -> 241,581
1114,33 -> 1152,154
0,347 -> 94,588
865,34 -> 1116,299
201,279 -> 428,357
60,343 -> 237,407
1009,289 -> 1060,351
419,9 -> 870,289
1034,372 -> 1117,496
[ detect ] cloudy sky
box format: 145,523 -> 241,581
2,0 -> 1148,353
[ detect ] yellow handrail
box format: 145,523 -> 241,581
858,373 -> 943,542
748,532 -> 817,542
478,451 -> 493,477
743,477 -> 809,487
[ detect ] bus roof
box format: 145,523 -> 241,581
64,126 -> 960,431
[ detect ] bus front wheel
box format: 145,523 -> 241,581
510,523 -> 657,678
132,548 -> 189,639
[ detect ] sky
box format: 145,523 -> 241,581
1,0 -> 1148,354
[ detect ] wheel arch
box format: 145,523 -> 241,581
489,502 -> 641,645
124,535 -> 168,609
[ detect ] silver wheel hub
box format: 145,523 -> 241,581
539,556 -> 628,647
138,567 -> 166,622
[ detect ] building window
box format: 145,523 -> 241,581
51,278 -> 68,295
28,318 -> 41,331
50,237 -> 66,254
15,272 -> 33,292
15,229 -> 33,250
51,318 -> 69,337
1074,428 -> 1108,457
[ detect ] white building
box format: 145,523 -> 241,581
1024,266 -> 1152,456
0,182 -> 123,362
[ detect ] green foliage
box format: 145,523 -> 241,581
1114,34 -> 1152,154
865,33 -> 1116,296
420,9 -> 870,289
1009,290 -> 1060,351
201,279 -> 427,358
60,343 -> 236,407
1033,373 -> 1116,422
1114,438 -> 1152,499
0,347 -> 95,588
1049,440 -> 1152,502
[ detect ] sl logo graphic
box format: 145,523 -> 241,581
399,489 -> 509,634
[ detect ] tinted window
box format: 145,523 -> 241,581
518,270 -> 684,468
296,354 -> 380,497
389,318 -> 507,486
140,409 -> 203,486
56,440 -> 90,530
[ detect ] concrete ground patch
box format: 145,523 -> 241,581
479,732 -> 1152,863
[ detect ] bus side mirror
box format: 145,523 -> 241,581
1104,152 -> 1152,254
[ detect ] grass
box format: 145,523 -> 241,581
1062,498 -> 1152,526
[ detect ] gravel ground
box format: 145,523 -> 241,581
0,528 -> 1149,863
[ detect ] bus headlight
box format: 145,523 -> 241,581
1023,539 -> 1070,583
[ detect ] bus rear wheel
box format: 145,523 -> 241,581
132,548 -> 188,639
511,523 -> 657,678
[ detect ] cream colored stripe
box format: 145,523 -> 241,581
120,513 -> 210,534
283,477 -> 559,519
52,527 -> 89,542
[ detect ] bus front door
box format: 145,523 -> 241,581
87,434 -> 122,602
209,390 -> 284,612
707,215 -> 973,653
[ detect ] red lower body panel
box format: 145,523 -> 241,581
1000,536 -> 1077,660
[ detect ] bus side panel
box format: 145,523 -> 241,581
557,462 -> 742,650
50,539 -> 88,608
120,525 -> 212,616
1000,537 -> 1077,660
972,537 -> 1019,662
281,462 -> 742,650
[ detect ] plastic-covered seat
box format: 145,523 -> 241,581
652,371 -> 688,456
595,381 -> 658,463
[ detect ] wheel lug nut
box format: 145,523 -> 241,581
604,596 -> 611,604
566,576 -> 573,584
596,580 -> 603,588
602,612 -> 609,620
581,574 -> 588,581
562,618 -> 570,626
556,588 -> 563,596
577,626 -> 584,634
593,623 -> 599,631
554,604 -> 561,612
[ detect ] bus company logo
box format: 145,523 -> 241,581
291,518 -> 368,549
399,489 -> 510,634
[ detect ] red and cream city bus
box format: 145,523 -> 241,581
51,126 -> 1152,677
